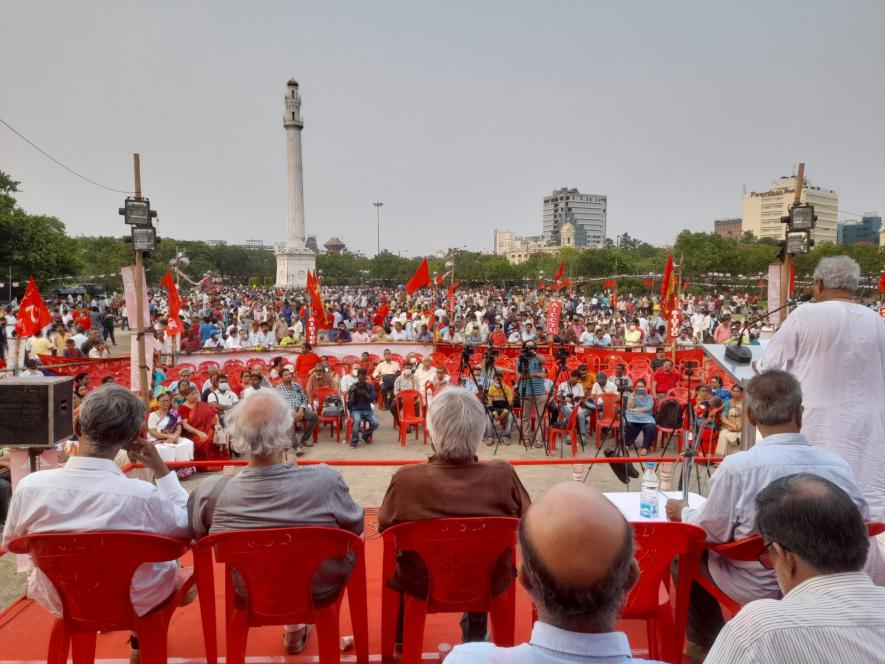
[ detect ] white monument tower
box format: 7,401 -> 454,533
275,79 -> 315,287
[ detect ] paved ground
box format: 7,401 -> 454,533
1,401 -> 718,612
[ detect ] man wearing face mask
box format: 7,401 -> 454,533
516,342 -> 547,448
705,474 -> 885,664
392,365 -> 422,428
339,363 -> 359,395
624,379 -> 656,456
207,373 -> 239,423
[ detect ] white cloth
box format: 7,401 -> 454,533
758,300 -> 885,584
1,456 -> 189,618
154,437 -> 194,463
682,432 -> 868,604
705,572 -> 885,664
207,389 -> 239,408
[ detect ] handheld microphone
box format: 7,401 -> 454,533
724,293 -> 812,363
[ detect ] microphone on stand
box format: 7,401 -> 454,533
724,293 -> 812,363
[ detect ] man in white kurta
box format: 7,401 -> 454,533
756,256 -> 885,582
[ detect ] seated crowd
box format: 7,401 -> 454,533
2,371 -> 884,663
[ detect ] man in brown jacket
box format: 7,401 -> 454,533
379,387 -> 531,647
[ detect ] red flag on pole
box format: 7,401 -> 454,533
554,260 -> 565,282
405,258 -> 431,295
559,278 -> 571,290
661,254 -> 676,316
307,270 -> 331,329
160,270 -> 183,336
435,274 -> 443,286
642,279 -> 654,287
373,303 -> 390,327
879,271 -> 885,293
603,279 -> 616,289
16,277 -> 51,337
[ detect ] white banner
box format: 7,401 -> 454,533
121,265 -> 149,330
767,264 -> 783,326
130,334 -> 155,395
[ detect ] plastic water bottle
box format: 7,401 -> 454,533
639,462 -> 659,519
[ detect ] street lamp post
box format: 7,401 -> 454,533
373,202 -> 384,256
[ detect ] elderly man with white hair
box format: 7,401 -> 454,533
378,387 -> 531,648
188,390 -> 364,655
756,255 -> 885,584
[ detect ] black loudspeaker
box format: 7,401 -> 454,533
0,376 -> 74,447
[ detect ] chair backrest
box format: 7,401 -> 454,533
198,361 -> 221,373
175,362 -> 197,374
7,531 -> 189,632
667,387 -> 690,402
383,517 -> 519,611
313,386 -> 339,415
708,535 -> 764,562
596,393 -> 621,421
396,389 -> 424,419
201,527 -> 361,625
624,522 -> 707,615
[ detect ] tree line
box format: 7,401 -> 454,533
1,170 -> 882,300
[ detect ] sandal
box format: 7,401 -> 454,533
283,624 -> 313,654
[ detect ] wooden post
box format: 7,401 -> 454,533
132,154 -> 151,410
781,163 -> 805,321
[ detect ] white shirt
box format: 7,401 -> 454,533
207,388 -> 239,408
1,456 -> 189,618
705,573 -> 885,664
757,301 -> 885,522
241,385 -> 262,399
557,381 -> 585,400
224,335 -> 242,350
389,328 -> 410,341
339,374 -> 358,395
682,432 -> 868,604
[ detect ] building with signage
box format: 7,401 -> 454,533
742,176 -> 838,244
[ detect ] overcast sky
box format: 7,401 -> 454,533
2,1 -> 883,256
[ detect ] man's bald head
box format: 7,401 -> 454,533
519,483 -> 638,631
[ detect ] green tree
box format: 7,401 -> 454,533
0,171 -> 82,298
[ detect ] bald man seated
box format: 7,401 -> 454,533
447,483 -> 664,663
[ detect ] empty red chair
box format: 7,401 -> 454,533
654,397 -> 689,454
194,526 -> 369,664
622,522 -> 707,663
198,360 -> 221,373
380,517 -> 519,664
246,358 -> 267,371
395,389 -> 427,446
667,387 -> 689,402
341,354 -> 360,364
548,401 -> 583,455
7,532 -> 195,664
312,386 -> 343,442
175,362 -> 197,374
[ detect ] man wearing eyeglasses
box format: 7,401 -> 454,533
664,370 -> 868,663
705,474 -> 885,663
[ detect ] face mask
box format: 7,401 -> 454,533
636,387 -> 646,394
404,370 -> 412,377
218,382 -> 229,392
352,370 -> 359,377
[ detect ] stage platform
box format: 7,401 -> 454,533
0,510 -> 669,663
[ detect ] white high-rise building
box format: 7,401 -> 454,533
742,176 -> 838,245
275,79 -> 316,288
542,188 -> 607,247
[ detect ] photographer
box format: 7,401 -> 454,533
555,371 -> 588,436
347,368 -> 379,448
484,372 -> 515,444
516,342 -> 547,448
625,378 -> 657,456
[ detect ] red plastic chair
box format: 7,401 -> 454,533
312,386 -> 342,442
380,517 -> 519,664
667,387 -> 689,402
654,397 -> 689,453
194,526 -> 369,664
395,389 -> 428,446
622,522 -> 707,663
594,393 -> 623,448
341,354 -> 360,364
7,532 -> 195,664
198,360 -> 221,374
175,362 -> 197,374
548,400 -> 583,455
245,358 -> 267,371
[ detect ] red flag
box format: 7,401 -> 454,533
16,277 -> 51,337
554,260 -> 565,282
373,303 -> 390,327
879,271 -> 885,294
642,279 -> 653,287
603,279 -> 616,289
405,258 -> 431,295
422,309 -> 435,331
682,279 -> 690,292
789,263 -> 795,294
560,278 -> 571,290
661,254 -> 676,316
160,270 -> 183,336
537,280 -> 545,290
307,270 -> 330,328
435,274 -> 443,286
447,279 -> 461,314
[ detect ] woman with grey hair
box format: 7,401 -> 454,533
757,254 -> 885,583
378,388 -> 531,647
187,390 -> 363,655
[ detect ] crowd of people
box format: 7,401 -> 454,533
0,255 -> 884,663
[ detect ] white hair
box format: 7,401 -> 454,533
225,390 -> 292,456
813,255 -> 860,293
426,387 -> 486,462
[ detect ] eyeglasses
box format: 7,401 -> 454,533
757,541 -> 778,569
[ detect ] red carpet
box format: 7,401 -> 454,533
0,512 -> 655,662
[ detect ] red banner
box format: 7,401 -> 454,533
546,300 -> 563,337
306,316 -> 318,345
668,296 -> 682,342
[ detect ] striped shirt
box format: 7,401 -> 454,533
705,572 -> 885,664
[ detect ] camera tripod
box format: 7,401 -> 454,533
516,346 -> 570,455
583,387 -> 642,485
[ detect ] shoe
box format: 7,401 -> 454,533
362,435 -> 373,445
295,449 -> 305,457
283,624 -> 313,654
626,464 -> 640,479
484,439 -> 495,446
350,442 -> 358,448
639,448 -> 648,456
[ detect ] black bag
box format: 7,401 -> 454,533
381,373 -> 399,391
655,398 -> 686,430
322,395 -> 344,417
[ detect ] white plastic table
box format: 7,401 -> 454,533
604,491 -> 706,522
